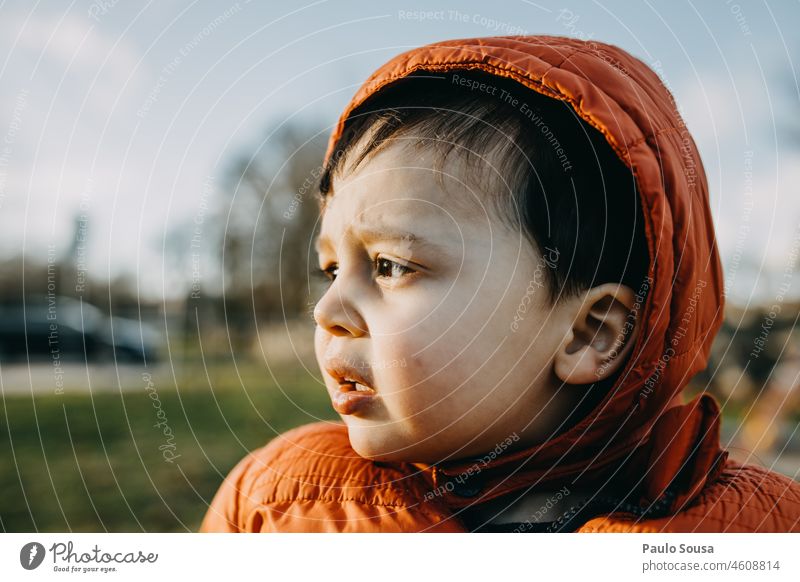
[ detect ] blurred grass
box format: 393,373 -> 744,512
3,360 -> 796,532
0,360 -> 336,532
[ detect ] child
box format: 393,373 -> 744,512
200,35 -> 800,532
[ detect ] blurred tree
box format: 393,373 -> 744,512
212,123 -> 327,345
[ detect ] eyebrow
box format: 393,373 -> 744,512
314,225 -> 445,255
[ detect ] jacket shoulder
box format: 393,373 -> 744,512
199,422 -> 462,532
579,460 -> 800,532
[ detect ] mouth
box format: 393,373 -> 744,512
331,380 -> 378,415
325,359 -> 378,416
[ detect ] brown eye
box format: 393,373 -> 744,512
318,264 -> 338,282
375,257 -> 414,279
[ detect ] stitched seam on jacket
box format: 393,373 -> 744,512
626,126 -> 679,150
252,471 -> 411,489
252,483 -> 430,508
248,501 -> 456,532
254,496 -> 442,513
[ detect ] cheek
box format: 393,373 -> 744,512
367,321 -> 454,417
370,281 -> 527,401
314,325 -> 330,367
371,320 -> 483,425
367,254 -> 556,405
404,289 -> 555,413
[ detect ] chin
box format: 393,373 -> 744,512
344,424 -> 397,461
344,421 -> 445,463
342,422 -> 417,461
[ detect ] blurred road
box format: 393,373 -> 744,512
0,362 -> 157,395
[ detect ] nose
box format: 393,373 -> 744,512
313,281 -> 367,337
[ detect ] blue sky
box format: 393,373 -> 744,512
0,0 -> 798,304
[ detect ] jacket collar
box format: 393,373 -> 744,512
412,394 -> 727,515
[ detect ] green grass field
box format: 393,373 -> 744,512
0,361 -> 336,532
2,358 -> 797,532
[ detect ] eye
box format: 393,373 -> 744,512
315,264 -> 338,283
375,257 -> 415,279
315,258 -> 416,286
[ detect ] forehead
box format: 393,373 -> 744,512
315,143 -> 495,253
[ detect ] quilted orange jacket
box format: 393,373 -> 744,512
200,35 -> 800,533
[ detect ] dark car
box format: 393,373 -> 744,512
0,297 -> 160,364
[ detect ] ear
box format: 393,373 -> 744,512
553,283 -> 641,385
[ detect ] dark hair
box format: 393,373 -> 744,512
319,69 -> 649,306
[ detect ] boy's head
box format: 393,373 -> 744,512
313,69 -> 649,464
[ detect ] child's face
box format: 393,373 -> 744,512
313,143 -> 577,463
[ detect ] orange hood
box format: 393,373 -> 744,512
322,35 -> 727,513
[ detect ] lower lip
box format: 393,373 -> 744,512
331,383 -> 378,415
